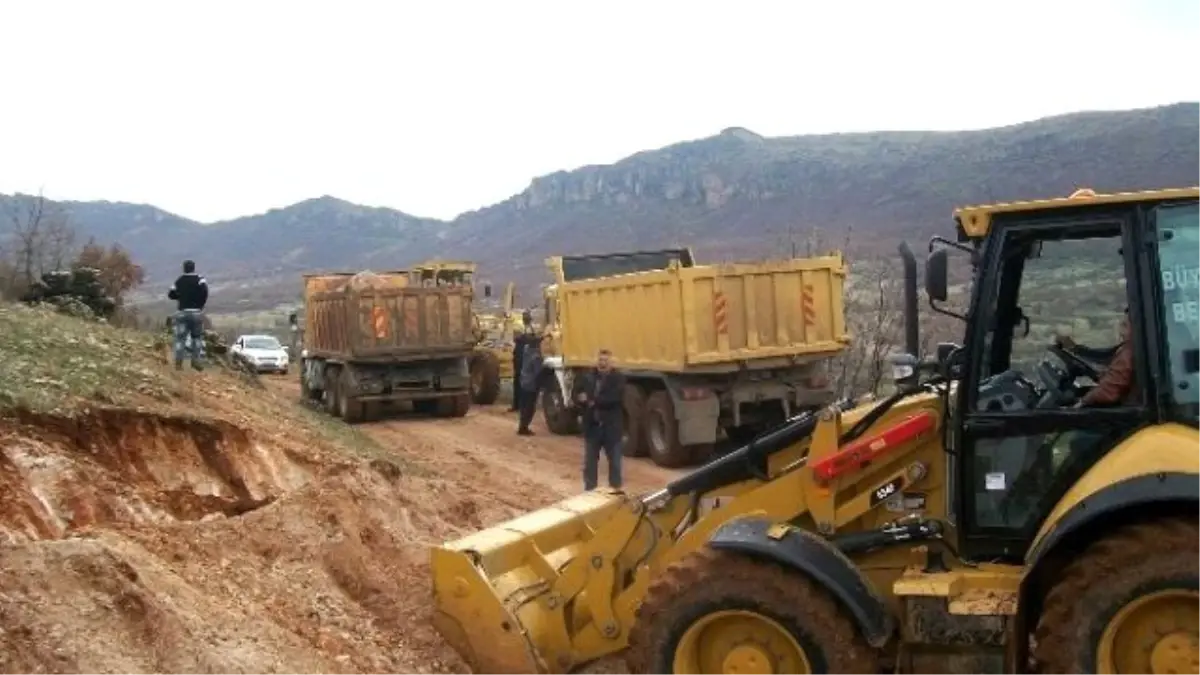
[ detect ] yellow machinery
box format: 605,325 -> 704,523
475,281 -> 523,382
431,187 -> 1200,673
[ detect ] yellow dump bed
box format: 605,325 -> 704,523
303,270 -> 475,361
554,253 -> 849,372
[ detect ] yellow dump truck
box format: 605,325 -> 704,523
296,266 -> 476,421
538,248 -> 850,467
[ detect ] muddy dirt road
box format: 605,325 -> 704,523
263,377 -> 686,503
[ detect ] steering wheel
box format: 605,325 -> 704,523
1048,344 -> 1102,382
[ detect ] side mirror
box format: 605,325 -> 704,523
288,312 -> 298,327
925,249 -> 949,302
483,282 -> 492,298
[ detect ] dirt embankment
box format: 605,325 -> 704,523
0,405 -> 478,673
1,378 -> 683,674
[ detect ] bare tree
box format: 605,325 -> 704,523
2,190 -> 77,293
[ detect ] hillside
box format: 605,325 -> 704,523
3,102 -> 1197,311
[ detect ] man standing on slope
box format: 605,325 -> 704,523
168,259 -> 209,371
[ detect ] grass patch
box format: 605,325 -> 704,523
0,302 -> 181,414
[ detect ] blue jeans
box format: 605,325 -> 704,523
173,310 -> 205,364
583,423 -> 623,491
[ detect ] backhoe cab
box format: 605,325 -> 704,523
430,187 -> 1199,674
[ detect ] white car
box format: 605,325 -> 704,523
230,334 -> 290,374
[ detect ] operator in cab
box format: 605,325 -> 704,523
1073,309 -> 1136,407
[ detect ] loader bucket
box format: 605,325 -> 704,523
431,488 -> 628,673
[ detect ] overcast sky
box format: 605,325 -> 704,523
0,0 -> 1196,223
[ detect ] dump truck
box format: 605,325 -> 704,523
431,186 -> 1200,674
538,248 -> 849,467
296,264 -> 477,421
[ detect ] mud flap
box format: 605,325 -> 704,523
707,516 -> 894,648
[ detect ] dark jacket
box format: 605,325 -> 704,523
520,344 -> 544,392
168,272 -> 209,311
575,368 -> 625,433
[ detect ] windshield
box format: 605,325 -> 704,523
245,337 -> 282,350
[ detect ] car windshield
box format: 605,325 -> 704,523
245,337 -> 281,350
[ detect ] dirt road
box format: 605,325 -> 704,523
263,376 -> 685,504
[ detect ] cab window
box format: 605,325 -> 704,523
1154,203 -> 1200,420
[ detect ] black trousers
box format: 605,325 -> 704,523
518,387 -> 538,430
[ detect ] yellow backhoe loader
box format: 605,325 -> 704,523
431,187 -> 1200,673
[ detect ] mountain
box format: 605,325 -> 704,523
2,102 -> 1197,312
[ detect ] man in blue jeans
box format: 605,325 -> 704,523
168,259 -> 209,371
575,349 -> 625,492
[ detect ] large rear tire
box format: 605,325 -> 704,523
469,350 -> 502,405
1033,517 -> 1198,674
323,365 -> 340,417
626,549 -> 876,674
644,391 -> 691,468
622,385 -> 648,457
337,368 -> 365,424
542,380 -> 580,435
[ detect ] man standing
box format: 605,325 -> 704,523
509,309 -> 536,413
168,259 -> 208,371
517,336 -> 544,436
575,349 -> 625,491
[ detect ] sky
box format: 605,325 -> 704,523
0,0 -> 1196,223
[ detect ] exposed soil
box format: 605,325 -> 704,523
0,374 -> 683,673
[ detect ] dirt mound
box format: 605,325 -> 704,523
0,408 -> 474,673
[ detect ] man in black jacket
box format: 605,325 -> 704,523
168,259 -> 209,371
517,336 -> 544,436
575,348 -> 625,491
509,310 -> 536,412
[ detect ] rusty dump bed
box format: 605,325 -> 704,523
303,271 -> 474,361
555,254 -> 849,372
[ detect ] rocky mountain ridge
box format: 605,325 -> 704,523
3,102 -> 1197,311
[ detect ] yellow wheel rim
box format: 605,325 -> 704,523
673,609 -> 811,674
1097,588 -> 1200,674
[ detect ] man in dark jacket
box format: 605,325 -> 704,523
509,310 -> 537,412
574,349 -> 625,491
168,259 -> 209,371
517,336 -> 544,435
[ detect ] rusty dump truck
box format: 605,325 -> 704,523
296,266 -> 477,422
538,248 -> 849,467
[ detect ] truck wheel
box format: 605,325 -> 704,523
470,350 -> 502,405
645,391 -> 691,467
337,369 -> 365,424
542,381 -> 580,435
436,393 -> 470,418
323,366 -> 340,416
1033,517 -> 1198,673
299,365 -> 312,400
622,385 -> 648,457
626,549 -> 876,674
